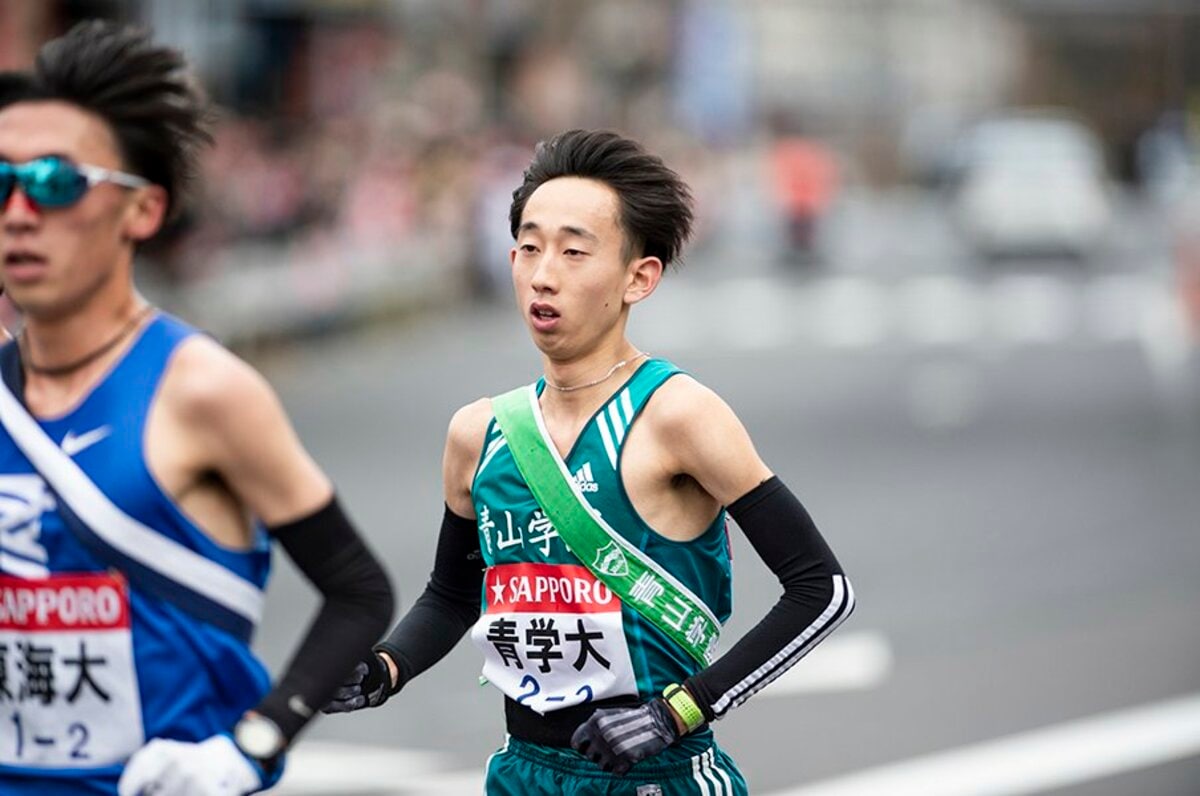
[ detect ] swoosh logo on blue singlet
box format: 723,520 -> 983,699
61,425 -> 113,457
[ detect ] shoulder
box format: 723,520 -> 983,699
445,397 -> 494,461
159,335 -> 279,424
645,373 -> 738,433
442,397 -> 494,514
448,397 -> 494,442
645,373 -> 771,503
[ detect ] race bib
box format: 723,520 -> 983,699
0,573 -> 144,767
470,563 -> 637,714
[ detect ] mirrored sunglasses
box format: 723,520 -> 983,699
0,155 -> 150,209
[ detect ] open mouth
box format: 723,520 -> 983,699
531,304 -> 560,321
4,251 -> 47,267
3,251 -> 49,283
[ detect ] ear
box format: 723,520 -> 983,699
624,255 -> 664,306
122,184 -> 169,242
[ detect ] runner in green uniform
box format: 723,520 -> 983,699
324,130 -> 855,795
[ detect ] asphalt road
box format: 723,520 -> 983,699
244,239 -> 1200,794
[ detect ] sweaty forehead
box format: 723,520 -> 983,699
0,100 -> 122,167
522,177 -> 622,239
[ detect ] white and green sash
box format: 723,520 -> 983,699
491,384 -> 721,666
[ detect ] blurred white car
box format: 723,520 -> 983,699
952,112 -> 1114,260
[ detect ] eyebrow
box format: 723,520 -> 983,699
518,221 -> 600,243
0,151 -> 75,164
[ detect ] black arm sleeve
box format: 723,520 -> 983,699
257,496 -> 395,741
374,505 -> 484,691
684,476 -> 855,721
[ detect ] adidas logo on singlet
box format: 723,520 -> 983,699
573,462 -> 600,493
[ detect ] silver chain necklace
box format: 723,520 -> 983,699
545,352 -> 649,393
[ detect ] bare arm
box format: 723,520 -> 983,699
652,377 -> 854,722
160,336 -> 332,527
571,376 -> 854,771
158,337 -> 392,743
443,398 -> 493,519
650,376 -> 774,506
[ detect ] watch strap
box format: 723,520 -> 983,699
662,684 -> 706,734
234,713 -> 285,762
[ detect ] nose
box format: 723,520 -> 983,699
529,251 -> 558,294
2,186 -> 41,227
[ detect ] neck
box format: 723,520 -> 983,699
21,292 -> 148,383
541,341 -> 645,409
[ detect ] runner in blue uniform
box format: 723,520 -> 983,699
0,22 -> 394,795
325,130 -> 856,794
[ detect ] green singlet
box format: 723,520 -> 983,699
469,358 -> 748,795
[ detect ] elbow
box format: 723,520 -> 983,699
324,558 -> 396,638
833,573 -> 856,626
821,571 -> 855,627
375,573 -> 399,632
357,566 -> 397,635
783,569 -> 855,630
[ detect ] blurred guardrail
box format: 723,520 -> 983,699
147,234 -> 468,345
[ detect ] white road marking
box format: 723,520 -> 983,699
758,631 -> 893,695
1085,273 -> 1157,342
272,681 -> 1198,795
1139,284 -> 1193,378
988,275 -> 1079,345
272,742 -> 470,795
811,278 -> 890,349
898,276 -> 984,347
767,691 -> 1200,796
723,277 -> 796,350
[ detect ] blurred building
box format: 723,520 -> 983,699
1007,0 -> 1200,181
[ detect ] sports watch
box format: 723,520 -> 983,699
233,712 -> 285,762
662,683 -> 706,734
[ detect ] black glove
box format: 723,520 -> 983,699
320,652 -> 392,714
570,699 -> 680,775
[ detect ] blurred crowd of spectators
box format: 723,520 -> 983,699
142,4 -> 842,304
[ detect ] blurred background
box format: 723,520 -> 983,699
3,1 -> 1200,794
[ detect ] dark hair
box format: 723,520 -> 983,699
17,21 -> 212,220
509,130 -> 694,267
0,71 -> 38,109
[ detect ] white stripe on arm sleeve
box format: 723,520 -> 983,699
684,477 -> 856,720
710,574 -> 855,716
